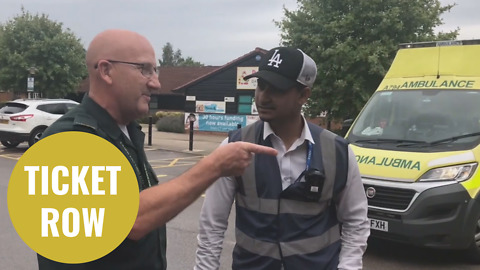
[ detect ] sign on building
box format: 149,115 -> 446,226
237,67 -> 258,90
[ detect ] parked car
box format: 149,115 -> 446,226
0,99 -> 79,148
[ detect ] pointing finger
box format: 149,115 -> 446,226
241,142 -> 278,156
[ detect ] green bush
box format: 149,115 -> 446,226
137,111 -> 184,124
137,114 -> 159,124
155,114 -> 185,133
155,111 -> 184,118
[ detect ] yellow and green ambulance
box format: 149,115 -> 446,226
345,40 -> 480,263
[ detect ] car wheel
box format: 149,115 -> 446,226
466,211 -> 480,264
1,141 -> 20,148
28,127 -> 46,147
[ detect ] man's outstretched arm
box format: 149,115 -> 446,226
128,141 -> 277,240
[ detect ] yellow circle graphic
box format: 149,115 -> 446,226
7,132 -> 139,264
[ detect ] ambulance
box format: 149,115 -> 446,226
344,40 -> 480,263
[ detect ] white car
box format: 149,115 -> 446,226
0,99 -> 79,148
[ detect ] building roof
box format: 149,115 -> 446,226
75,47 -> 267,96
74,66 -> 219,95
157,66 -> 220,95
172,47 -> 267,93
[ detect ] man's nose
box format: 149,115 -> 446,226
148,76 -> 161,91
256,92 -> 271,105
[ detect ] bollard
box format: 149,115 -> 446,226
189,120 -> 194,151
148,116 -> 153,146
187,113 -> 196,151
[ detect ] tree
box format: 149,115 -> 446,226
158,42 -> 203,67
277,0 -> 458,124
0,8 -> 86,98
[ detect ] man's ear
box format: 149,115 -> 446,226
96,61 -> 114,85
299,87 -> 311,104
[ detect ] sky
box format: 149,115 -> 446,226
1,0 -> 479,66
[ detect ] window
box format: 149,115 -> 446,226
349,90 -> 480,145
0,103 -> 28,114
65,103 -> 77,112
38,104 -> 67,115
237,95 -> 253,114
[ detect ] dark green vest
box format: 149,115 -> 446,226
37,95 -> 167,270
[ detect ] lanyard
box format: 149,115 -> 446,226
306,141 -> 313,171
293,141 -> 314,184
119,141 -> 152,189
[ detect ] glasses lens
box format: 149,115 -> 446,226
141,65 -> 157,77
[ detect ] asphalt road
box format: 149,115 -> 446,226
1,145 -> 479,269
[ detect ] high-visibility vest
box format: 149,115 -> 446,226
228,121 -> 349,270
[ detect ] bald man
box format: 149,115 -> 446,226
37,29 -> 277,270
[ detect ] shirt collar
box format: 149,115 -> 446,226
262,116 -> 315,145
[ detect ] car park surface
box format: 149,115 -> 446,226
0,136 -> 479,269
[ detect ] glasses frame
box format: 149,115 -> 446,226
94,59 -> 158,78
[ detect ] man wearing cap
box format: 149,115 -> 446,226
194,47 -> 369,270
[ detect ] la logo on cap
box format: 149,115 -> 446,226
267,49 -> 283,68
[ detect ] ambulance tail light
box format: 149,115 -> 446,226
418,163 -> 477,182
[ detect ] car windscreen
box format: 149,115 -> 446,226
0,103 -> 28,114
347,90 -> 480,151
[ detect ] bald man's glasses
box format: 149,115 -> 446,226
95,60 -> 158,78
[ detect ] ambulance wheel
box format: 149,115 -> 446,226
465,213 -> 480,264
